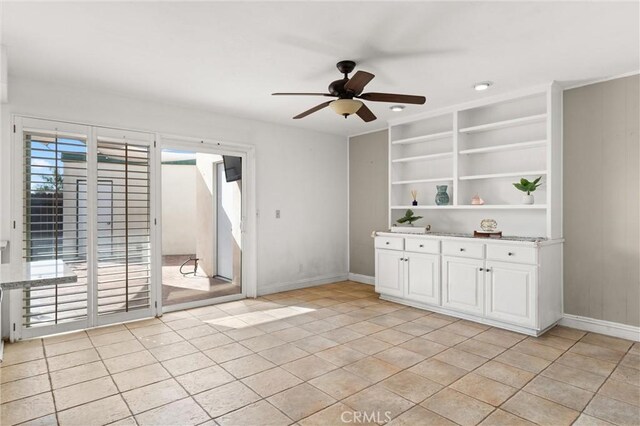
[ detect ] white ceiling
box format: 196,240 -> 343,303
2,1 -> 639,137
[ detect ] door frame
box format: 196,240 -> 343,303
156,134 -> 257,314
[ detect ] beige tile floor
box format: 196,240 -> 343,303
1,282 -> 638,426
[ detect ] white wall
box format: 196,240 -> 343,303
161,165 -> 197,255
194,154 -> 220,277
0,77 -> 349,298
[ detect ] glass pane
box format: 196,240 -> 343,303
23,133 -> 89,327
96,141 -> 152,315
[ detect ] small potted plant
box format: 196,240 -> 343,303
513,177 -> 542,204
397,209 -> 423,226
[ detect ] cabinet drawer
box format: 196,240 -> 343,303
405,238 -> 440,254
442,241 -> 484,259
487,245 -> 537,264
375,236 -> 404,251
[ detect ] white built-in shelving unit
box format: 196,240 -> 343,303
387,83 -> 562,238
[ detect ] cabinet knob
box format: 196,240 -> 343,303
460,248 -> 466,252
385,242 -> 390,245
479,267 -> 484,271
486,268 -> 492,272
419,244 -> 424,248
508,252 -> 514,256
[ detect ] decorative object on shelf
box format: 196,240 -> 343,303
471,194 -> 485,205
480,219 -> 498,232
435,185 -> 450,206
513,176 -> 542,205
396,209 -> 423,226
474,230 -> 503,238
392,209 -> 429,234
390,224 -> 430,234
475,218 -> 501,238
411,190 -> 418,206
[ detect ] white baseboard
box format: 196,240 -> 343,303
560,314 -> 640,342
257,273 -> 349,296
348,273 -> 375,285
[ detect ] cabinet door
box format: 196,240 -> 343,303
485,261 -> 537,327
405,252 -> 440,305
442,256 -> 484,315
375,249 -> 404,298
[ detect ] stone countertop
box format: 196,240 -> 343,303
0,260 -> 78,290
374,230 -> 558,244
417,231 -> 546,242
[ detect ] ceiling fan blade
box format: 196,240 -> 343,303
272,92 -> 336,97
293,101 -> 333,119
356,104 -> 377,122
359,92 -> 426,104
344,71 -> 375,95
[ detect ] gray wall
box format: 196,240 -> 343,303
563,74 -> 640,327
349,130 -> 389,277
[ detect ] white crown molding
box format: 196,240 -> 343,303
562,70 -> 640,91
347,127 -> 388,139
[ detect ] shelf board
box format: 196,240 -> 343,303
391,205 -> 456,210
454,204 -> 547,210
459,170 -> 547,181
459,140 -> 547,155
459,114 -> 547,134
392,152 -> 453,163
391,204 -> 547,210
391,177 -> 454,185
391,131 -> 453,145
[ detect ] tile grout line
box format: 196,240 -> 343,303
489,330 -> 584,425
420,323 -> 523,425
42,337 -> 61,426
566,335 -> 635,425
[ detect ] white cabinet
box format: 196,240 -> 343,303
375,249 -> 440,305
442,256 -> 484,315
373,233 -> 563,336
406,252 -> 440,305
375,249 -> 404,298
485,260 -> 537,327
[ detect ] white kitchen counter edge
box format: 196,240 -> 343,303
373,231 -> 564,247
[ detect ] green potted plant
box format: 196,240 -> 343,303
396,209 -> 423,226
513,177 -> 542,204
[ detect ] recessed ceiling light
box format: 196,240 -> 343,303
390,105 -> 405,112
474,81 -> 493,91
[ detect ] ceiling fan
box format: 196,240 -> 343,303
272,60 -> 426,122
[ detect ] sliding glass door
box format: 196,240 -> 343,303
13,118 -> 157,339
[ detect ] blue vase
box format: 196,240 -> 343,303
435,185 -> 449,205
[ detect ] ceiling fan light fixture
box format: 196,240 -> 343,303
390,105 -> 405,112
330,99 -> 363,118
473,81 -> 493,91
